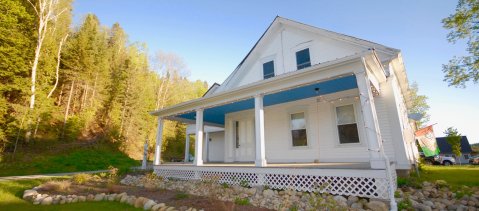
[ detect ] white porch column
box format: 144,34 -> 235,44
355,69 -> 385,169
194,109 -> 204,166
184,134 -> 190,163
254,94 -> 267,167
153,117 -> 164,165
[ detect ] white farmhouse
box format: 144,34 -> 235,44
150,17 -> 419,201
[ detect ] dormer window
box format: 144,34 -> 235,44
296,48 -> 311,70
263,60 -> 275,79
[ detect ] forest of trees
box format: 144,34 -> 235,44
0,0 -> 208,160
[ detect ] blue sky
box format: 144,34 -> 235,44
74,0 -> 479,144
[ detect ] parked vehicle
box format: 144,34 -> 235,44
470,155 -> 479,165
422,154 -> 456,165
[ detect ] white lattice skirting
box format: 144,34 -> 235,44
154,165 -> 397,199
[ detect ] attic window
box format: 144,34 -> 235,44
263,61 -> 275,79
296,48 -> 311,70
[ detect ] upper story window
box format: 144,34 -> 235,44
296,48 -> 311,70
336,104 -> 360,144
290,112 -> 307,147
263,60 -> 275,79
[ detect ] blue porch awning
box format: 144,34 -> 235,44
176,75 -> 357,125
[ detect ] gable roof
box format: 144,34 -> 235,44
436,136 -> 473,154
203,83 -> 220,97
218,16 -> 400,92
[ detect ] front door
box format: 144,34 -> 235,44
233,118 -> 255,162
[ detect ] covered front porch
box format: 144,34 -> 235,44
149,51 -> 397,200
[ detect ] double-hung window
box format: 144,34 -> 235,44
290,112 -> 307,147
295,48 -> 311,70
336,105 -> 360,144
263,60 -> 275,79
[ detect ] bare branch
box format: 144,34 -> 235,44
26,0 -> 39,16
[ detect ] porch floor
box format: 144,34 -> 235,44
159,162 -> 371,169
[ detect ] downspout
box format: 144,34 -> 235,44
361,55 -> 397,211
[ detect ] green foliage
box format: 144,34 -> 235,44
397,177 -> 409,188
454,185 -> 473,199
289,204 -> 299,211
221,182 -> 230,188
0,0 -> 35,151
175,192 -> 189,199
0,0 -> 208,164
0,142 -> 139,177
234,197 -> 250,205
442,0 -> 479,88
398,196 -> 413,211
407,82 -> 430,127
239,180 -> 250,188
397,176 -> 421,189
444,127 -> 462,158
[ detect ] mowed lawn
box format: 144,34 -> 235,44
0,178 -> 142,211
418,165 -> 479,187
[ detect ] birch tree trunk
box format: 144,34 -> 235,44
57,83 -> 64,106
160,76 -> 171,109
25,0 -> 66,142
155,78 -> 164,110
47,34 -> 68,98
61,80 -> 75,139
33,34 -> 69,140
90,73 -> 98,107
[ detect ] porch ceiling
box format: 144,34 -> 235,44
176,75 -> 357,125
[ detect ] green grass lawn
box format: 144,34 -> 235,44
0,143 -> 139,177
0,178 -> 142,211
415,165 -> 479,188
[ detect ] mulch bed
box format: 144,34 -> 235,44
38,182 -> 272,211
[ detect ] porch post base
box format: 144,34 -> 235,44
194,159 -> 204,166
255,159 -> 267,167
370,159 -> 387,169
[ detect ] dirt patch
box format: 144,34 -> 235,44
37,182 -> 271,211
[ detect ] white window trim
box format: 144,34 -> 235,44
331,101 -> 365,148
260,54 -> 277,79
291,40 -> 314,71
287,106 -> 311,149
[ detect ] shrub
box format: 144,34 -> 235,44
72,173 -> 92,185
108,166 -> 119,184
394,190 -> 401,198
435,180 -> 448,188
455,185 -> 473,199
239,180 -> 249,188
398,197 -> 413,211
221,183 -> 230,188
40,180 -> 71,192
289,204 -> 299,211
397,177 -> 408,187
234,197 -> 250,205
